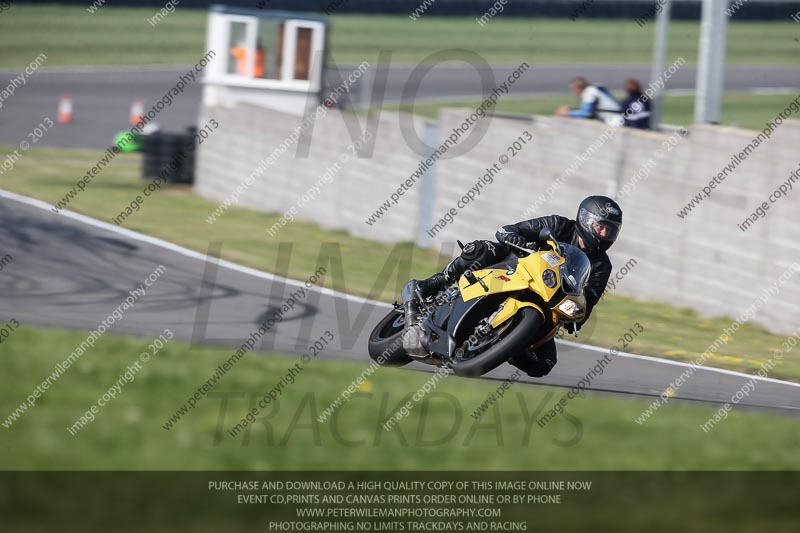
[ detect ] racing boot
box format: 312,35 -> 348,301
417,272 -> 450,302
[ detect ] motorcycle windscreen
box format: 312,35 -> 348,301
558,244 -> 591,296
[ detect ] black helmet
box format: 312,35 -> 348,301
576,196 -> 622,253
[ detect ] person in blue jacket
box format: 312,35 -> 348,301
557,77 -> 623,126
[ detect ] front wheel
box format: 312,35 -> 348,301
367,309 -> 413,366
452,307 -> 543,378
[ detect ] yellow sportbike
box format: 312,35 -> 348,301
368,230 -> 591,377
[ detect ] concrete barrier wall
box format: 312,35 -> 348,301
195,104 -> 429,243
430,110 -> 800,335
195,103 -> 800,335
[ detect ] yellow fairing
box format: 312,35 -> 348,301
457,249 -> 568,329
458,251 -> 564,304
522,251 -> 564,302
488,297 -> 544,328
458,265 -> 532,301
452,239 -> 583,341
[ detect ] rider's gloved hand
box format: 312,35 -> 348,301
499,233 -> 526,248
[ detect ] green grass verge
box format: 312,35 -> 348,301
394,92 -> 798,131
1,145 -> 799,383
0,5 -> 798,68
1,325 -> 798,470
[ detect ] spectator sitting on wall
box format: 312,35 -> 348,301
620,78 -> 651,129
556,77 -> 623,126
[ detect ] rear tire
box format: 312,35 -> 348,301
367,309 -> 413,366
452,307 -> 543,378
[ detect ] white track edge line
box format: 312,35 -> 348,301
0,189 -> 388,308
557,338 -> 800,389
3,188 -> 799,390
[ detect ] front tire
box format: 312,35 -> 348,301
367,309 -> 413,366
452,307 -> 543,377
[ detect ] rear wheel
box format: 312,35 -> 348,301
367,309 -> 413,366
451,307 -> 543,377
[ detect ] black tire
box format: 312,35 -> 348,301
452,307 -> 543,378
367,309 -> 413,366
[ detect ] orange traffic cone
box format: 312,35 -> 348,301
57,96 -> 73,124
129,98 -> 145,126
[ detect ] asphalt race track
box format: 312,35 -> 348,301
1,190 -> 798,417
0,63 -> 798,150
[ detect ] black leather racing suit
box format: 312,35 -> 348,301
442,215 -> 613,377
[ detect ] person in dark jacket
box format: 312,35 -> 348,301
620,78 -> 651,129
402,196 -> 622,377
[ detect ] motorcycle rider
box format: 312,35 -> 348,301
401,195 -> 622,377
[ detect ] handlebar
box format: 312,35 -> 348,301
506,241 -> 540,255
507,239 -> 563,257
